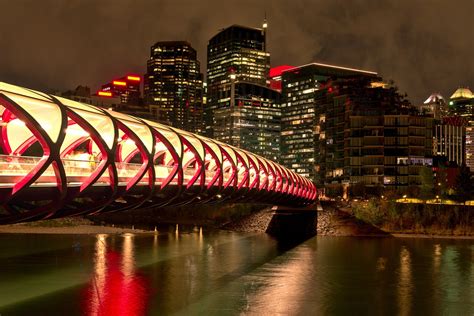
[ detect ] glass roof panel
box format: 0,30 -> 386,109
3,92 -> 62,143
6,119 -> 35,153
68,108 -> 115,149
180,134 -> 204,160
55,96 -> 103,114
119,120 -> 153,154
0,82 -> 51,102
153,127 -> 182,158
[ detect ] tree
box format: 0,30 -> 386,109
435,165 -> 449,198
419,166 -> 434,199
454,166 -> 473,202
350,182 -> 366,198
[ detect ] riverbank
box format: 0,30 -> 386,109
0,218 -> 150,234
350,199 -> 474,236
89,203 -> 269,229
392,233 -> 474,239
0,201 -> 472,238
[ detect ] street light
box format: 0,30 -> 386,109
403,194 -> 407,202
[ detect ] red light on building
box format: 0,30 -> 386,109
98,91 -> 113,97
127,75 -> 141,81
269,65 -> 295,78
113,81 -> 127,86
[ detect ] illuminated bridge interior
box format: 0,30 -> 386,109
0,82 -> 317,224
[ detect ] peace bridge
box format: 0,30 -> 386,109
0,82 -> 317,224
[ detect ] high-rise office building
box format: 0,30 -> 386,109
144,41 -> 203,133
280,63 -> 378,181
281,63 -> 434,194
97,74 -> 141,106
449,87 -> 474,117
205,24 -> 270,137
213,82 -> 281,161
433,116 -> 467,166
94,74 -> 153,119
449,87 -> 474,171
313,76 -> 433,191
419,93 -> 447,119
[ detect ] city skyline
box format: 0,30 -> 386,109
0,0 -> 472,105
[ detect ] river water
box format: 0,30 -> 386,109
0,227 -> 473,315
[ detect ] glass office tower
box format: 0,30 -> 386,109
213,82 -> 281,161
205,24 -> 270,137
145,41 -> 203,133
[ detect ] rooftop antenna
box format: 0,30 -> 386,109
262,12 -> 268,51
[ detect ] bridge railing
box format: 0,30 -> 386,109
0,154 -> 203,186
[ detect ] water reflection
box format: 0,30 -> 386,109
376,257 -> 387,271
242,245 -> 315,315
83,234 -> 149,316
433,244 -> 442,271
0,231 -> 472,315
398,246 -> 412,316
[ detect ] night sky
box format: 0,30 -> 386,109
0,0 -> 472,104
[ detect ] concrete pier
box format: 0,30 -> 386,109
265,205 -> 318,238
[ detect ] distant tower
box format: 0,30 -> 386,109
205,24 -> 271,137
144,41 -> 203,134
448,87 -> 474,171
205,23 -> 280,161
420,93 -> 447,119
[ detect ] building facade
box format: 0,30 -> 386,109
268,65 -> 295,92
449,87 -> 474,171
144,41 -> 203,134
213,82 -> 281,161
280,63 -> 378,181
313,77 -> 433,191
281,63 -> 435,194
419,93 -> 447,119
433,116 -> 467,166
205,24 -> 270,137
97,74 -> 141,106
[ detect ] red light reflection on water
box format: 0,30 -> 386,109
82,234 -> 149,316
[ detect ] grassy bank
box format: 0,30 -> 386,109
0,216 -> 149,234
352,199 -> 474,236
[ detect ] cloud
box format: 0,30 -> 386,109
0,0 -> 472,103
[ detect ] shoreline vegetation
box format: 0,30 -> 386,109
349,199 -> 473,236
0,202 -> 472,238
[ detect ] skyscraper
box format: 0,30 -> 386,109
433,116 -> 467,166
419,93 -> 447,119
205,24 -> 270,137
213,82 -> 281,161
449,87 -> 474,170
280,63 -> 378,181
281,63 -> 434,195
145,41 -> 203,133
313,77 -> 433,192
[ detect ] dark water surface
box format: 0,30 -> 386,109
0,228 -> 472,315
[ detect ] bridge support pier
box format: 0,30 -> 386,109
266,205 -> 318,239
